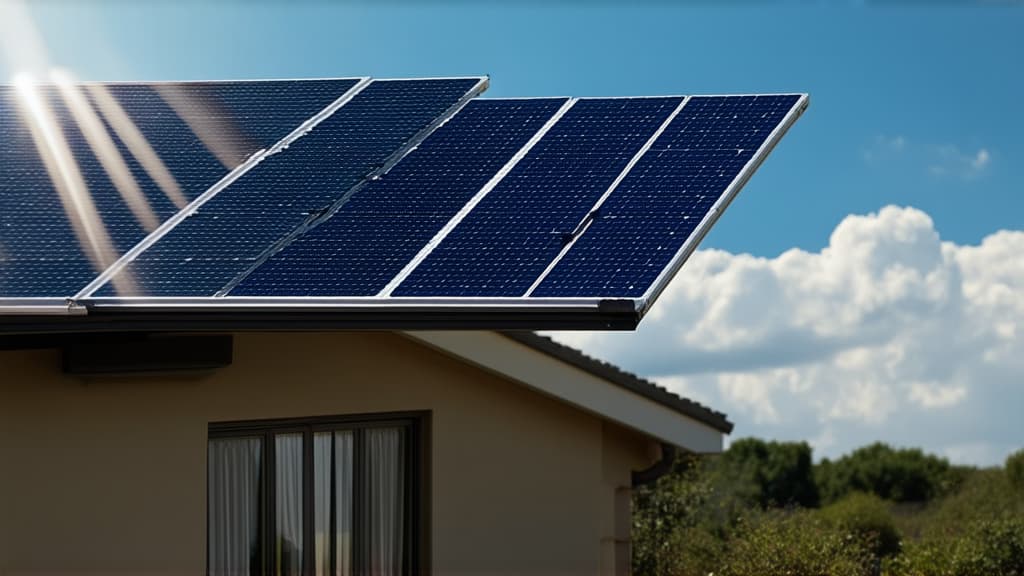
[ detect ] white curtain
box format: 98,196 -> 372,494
276,434 -> 303,576
315,431 -> 354,576
365,428 -> 405,576
208,437 -> 262,576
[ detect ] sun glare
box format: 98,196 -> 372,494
0,0 -> 50,81
12,76 -> 132,291
51,68 -> 161,233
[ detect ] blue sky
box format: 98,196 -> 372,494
13,1 -> 1023,256
4,1 -> 1022,465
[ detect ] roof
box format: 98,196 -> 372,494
404,331 -> 729,452
501,332 -> 733,434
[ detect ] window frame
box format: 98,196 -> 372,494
207,411 -> 430,576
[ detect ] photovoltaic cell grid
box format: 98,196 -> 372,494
0,79 -> 359,297
393,97 -> 684,297
97,78 -> 484,297
233,98 -> 568,296
1,76 -> 804,331
533,94 -> 802,298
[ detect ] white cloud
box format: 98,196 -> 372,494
908,382 -> 967,409
929,145 -> 992,179
863,136 -> 992,180
548,206 -> 1024,466
971,148 -> 991,171
863,135 -> 907,163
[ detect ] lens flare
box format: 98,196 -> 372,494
155,84 -> 259,170
14,78 -> 137,294
51,68 -> 160,233
86,83 -> 189,210
0,0 -> 50,78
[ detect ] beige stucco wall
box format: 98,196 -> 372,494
0,331 -> 656,576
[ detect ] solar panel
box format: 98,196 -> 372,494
531,95 -> 802,301
232,98 -> 569,296
394,97 -> 684,297
0,79 -> 362,297
90,78 -> 487,297
0,76 -> 807,331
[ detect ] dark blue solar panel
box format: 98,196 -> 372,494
99,78 -> 483,297
0,79 -> 359,297
232,98 -> 567,296
0,87 -> 95,296
393,97 -> 683,297
533,94 -> 801,298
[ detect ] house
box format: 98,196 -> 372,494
0,76 -> 801,575
0,329 -> 731,575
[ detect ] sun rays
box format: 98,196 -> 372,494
1,0 -> 254,295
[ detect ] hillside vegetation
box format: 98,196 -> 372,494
634,440 -> 1024,576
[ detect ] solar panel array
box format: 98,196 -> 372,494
0,79 -> 361,296
0,75 -> 806,328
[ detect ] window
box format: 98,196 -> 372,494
208,413 -> 425,576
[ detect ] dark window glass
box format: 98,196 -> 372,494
208,416 -> 419,576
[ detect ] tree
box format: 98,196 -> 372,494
1007,448 -> 1024,492
815,442 -> 957,504
632,454 -> 720,576
709,438 -> 820,509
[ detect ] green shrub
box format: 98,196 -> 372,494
821,492 -> 902,558
917,468 -> 1024,540
633,455 -> 719,576
718,509 -> 877,576
886,517 -> 1024,576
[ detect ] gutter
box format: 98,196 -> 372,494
632,442 -> 678,487
0,299 -> 640,334
0,299 -> 87,316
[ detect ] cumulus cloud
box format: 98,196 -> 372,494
549,206 -> 1023,466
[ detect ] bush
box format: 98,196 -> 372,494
886,517 -> 1024,576
821,492 -> 902,557
717,509 -> 878,576
916,467 -> 1024,540
633,455 -> 718,576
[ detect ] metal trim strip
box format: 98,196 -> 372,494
83,295 -> 613,309
0,76 -> 366,87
